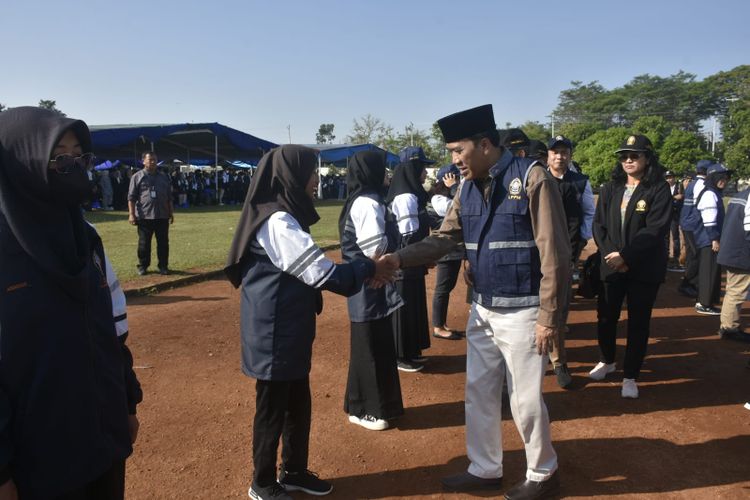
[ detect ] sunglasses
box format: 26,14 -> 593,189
48,153 -> 96,174
618,152 -> 643,162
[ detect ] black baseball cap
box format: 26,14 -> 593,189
528,140 -> 548,159
503,128 -> 530,150
615,134 -> 653,153
437,104 -> 496,143
548,135 -> 573,150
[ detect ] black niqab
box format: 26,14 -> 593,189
338,150 -> 387,238
0,106 -> 94,300
385,160 -> 428,208
225,145 -> 320,287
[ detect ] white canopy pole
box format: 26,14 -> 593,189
215,134 -> 219,203
317,154 -> 322,200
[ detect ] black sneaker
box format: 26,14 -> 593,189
397,359 -> 424,372
553,364 -> 573,389
137,267 -> 147,276
279,469 -> 333,496
248,481 -> 292,500
719,327 -> 750,343
695,303 -> 720,316
158,267 -> 170,275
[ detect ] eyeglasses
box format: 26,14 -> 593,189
618,152 -> 643,162
48,153 -> 96,174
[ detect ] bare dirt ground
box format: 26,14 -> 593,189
123,248 -> 750,499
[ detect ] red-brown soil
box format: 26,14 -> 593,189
123,248 -> 750,499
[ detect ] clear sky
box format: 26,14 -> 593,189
3,0 -> 748,146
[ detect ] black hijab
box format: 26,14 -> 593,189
337,150 -> 387,238
0,106 -> 94,300
225,144 -> 320,287
385,160 -> 428,208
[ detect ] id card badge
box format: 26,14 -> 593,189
150,189 -> 157,199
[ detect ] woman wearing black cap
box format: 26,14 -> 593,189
590,134 -> 672,399
386,150 -> 432,372
225,145 -> 395,500
339,151 -> 404,431
0,107 -> 142,499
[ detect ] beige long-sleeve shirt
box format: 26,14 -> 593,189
397,163 -> 570,329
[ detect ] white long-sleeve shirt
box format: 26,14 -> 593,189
390,193 -> 420,236
347,196 -> 388,258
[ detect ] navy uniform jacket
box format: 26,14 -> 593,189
594,180 -> 672,283
0,224 -> 140,499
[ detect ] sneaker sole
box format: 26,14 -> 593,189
695,310 -> 720,316
281,484 -> 333,496
348,415 -> 389,431
397,365 -> 424,373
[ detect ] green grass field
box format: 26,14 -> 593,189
85,200 -> 345,282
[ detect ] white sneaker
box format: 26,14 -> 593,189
621,378 -> 639,399
348,414 -> 389,431
588,362 -> 616,380
744,402 -> 750,411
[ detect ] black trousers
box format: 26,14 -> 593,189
431,259 -> 462,328
682,230 -> 699,287
55,459 -> 125,500
253,377 -> 311,488
698,246 -> 721,307
136,218 -> 169,270
597,276 -> 660,380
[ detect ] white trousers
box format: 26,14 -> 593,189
465,303 -> 558,482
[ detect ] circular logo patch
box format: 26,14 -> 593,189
509,177 -> 523,196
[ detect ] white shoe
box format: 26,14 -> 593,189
588,362 -> 616,380
744,402 -> 750,411
621,378 -> 639,399
348,414 -> 389,431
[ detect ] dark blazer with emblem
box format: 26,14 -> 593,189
593,179 -> 672,283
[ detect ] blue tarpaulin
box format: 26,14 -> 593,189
89,123 -> 277,165
308,143 -> 400,167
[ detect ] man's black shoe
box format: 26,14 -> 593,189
158,267 -> 169,275
553,364 -> 573,389
677,284 -> 698,298
719,327 -> 750,343
279,469 -> 332,496
137,267 -> 147,276
504,471 -> 559,500
441,471 -> 502,492
248,481 -> 292,500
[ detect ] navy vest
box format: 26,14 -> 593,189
341,193 -> 403,322
460,151 -> 541,308
679,178 -> 704,231
554,169 -> 588,255
717,189 -> 750,271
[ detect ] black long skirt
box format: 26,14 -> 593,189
391,275 -> 430,360
345,317 -> 404,420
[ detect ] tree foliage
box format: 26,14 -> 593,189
346,114 -> 393,146
0,103 -> 5,113
38,99 -> 65,116
315,123 -> 335,144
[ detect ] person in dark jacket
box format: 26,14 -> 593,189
693,163 -> 731,315
339,151 -> 404,431
717,187 -> 750,341
0,106 -> 142,500
386,147 -> 434,372
225,145 -> 395,500
590,135 -> 672,399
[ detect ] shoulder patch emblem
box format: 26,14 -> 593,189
509,177 -> 523,196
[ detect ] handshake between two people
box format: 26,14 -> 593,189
366,253 -> 402,289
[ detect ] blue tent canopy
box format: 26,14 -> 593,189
308,143 -> 400,167
89,122 -> 277,165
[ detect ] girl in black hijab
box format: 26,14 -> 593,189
0,106 -> 142,499
338,151 -> 404,431
386,155 -> 432,372
225,145 -> 392,499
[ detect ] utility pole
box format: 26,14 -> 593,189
287,124 -> 292,144
548,114 -> 555,137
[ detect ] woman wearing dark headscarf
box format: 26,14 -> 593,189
225,145 -> 393,500
590,134 -> 671,399
0,107 -> 142,499
386,147 -> 433,372
339,151 -> 404,431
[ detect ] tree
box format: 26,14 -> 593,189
0,103 -> 5,113
315,123 -> 336,144
38,99 -> 65,116
518,121 -> 549,142
573,127 -> 630,187
721,96 -> 750,179
659,129 -> 710,176
346,114 -> 393,146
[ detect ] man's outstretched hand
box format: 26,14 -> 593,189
368,253 -> 401,288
